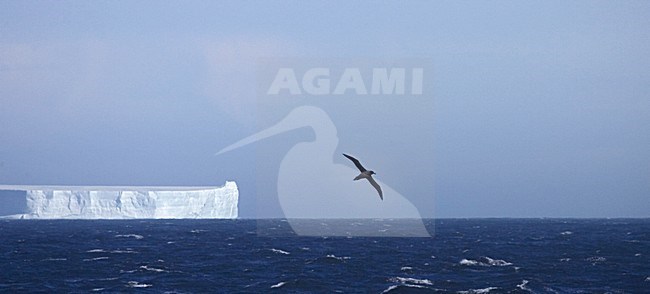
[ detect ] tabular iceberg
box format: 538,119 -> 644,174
6,182 -> 238,219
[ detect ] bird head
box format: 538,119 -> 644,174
369,171 -> 376,175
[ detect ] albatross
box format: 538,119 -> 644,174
343,153 -> 383,200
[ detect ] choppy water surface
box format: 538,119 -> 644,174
1,219 -> 648,293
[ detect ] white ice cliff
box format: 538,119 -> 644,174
1,182 -> 238,219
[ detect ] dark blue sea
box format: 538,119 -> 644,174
1,219 -> 648,293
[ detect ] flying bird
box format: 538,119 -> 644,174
343,153 -> 383,200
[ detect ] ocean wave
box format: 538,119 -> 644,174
95,277 -> 119,281
86,249 -> 106,253
83,257 -> 109,262
517,280 -> 531,292
115,234 -> 144,240
42,257 -> 67,261
326,254 -> 351,261
270,248 -> 290,255
460,259 -> 479,266
484,257 -> 512,266
586,256 -> 606,263
381,284 -> 428,293
270,281 -> 286,289
460,257 -> 512,267
140,265 -> 166,273
560,231 -> 573,235
400,266 -> 413,271
382,285 -> 399,293
127,281 -> 152,288
388,276 -> 433,286
111,249 -> 138,254
457,286 -> 499,293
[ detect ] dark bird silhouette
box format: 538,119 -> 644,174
343,153 -> 383,200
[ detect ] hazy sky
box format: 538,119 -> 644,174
1,1 -> 649,218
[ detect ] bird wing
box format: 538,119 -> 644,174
366,176 -> 383,200
343,153 -> 367,172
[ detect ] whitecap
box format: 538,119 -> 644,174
560,231 -> 573,235
460,259 -> 479,266
517,280 -> 531,291
381,284 -> 427,293
127,281 -> 152,288
83,257 -> 109,262
586,256 -> 606,263
97,277 -> 119,281
140,265 -> 166,273
388,277 -> 433,286
400,266 -> 413,271
42,257 -> 67,261
190,229 -> 207,233
111,250 -> 138,254
115,234 -> 144,240
457,286 -> 499,293
382,285 -> 400,293
270,281 -> 286,289
326,254 -> 351,261
484,257 -> 512,266
86,249 -> 106,253
92,288 -> 105,292
635,253 -> 641,257
460,257 -> 512,267
559,258 -> 571,262
645,276 -> 650,282
270,248 -> 290,255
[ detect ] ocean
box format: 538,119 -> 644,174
1,219 -> 648,293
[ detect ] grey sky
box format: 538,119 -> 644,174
1,1 -> 649,218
